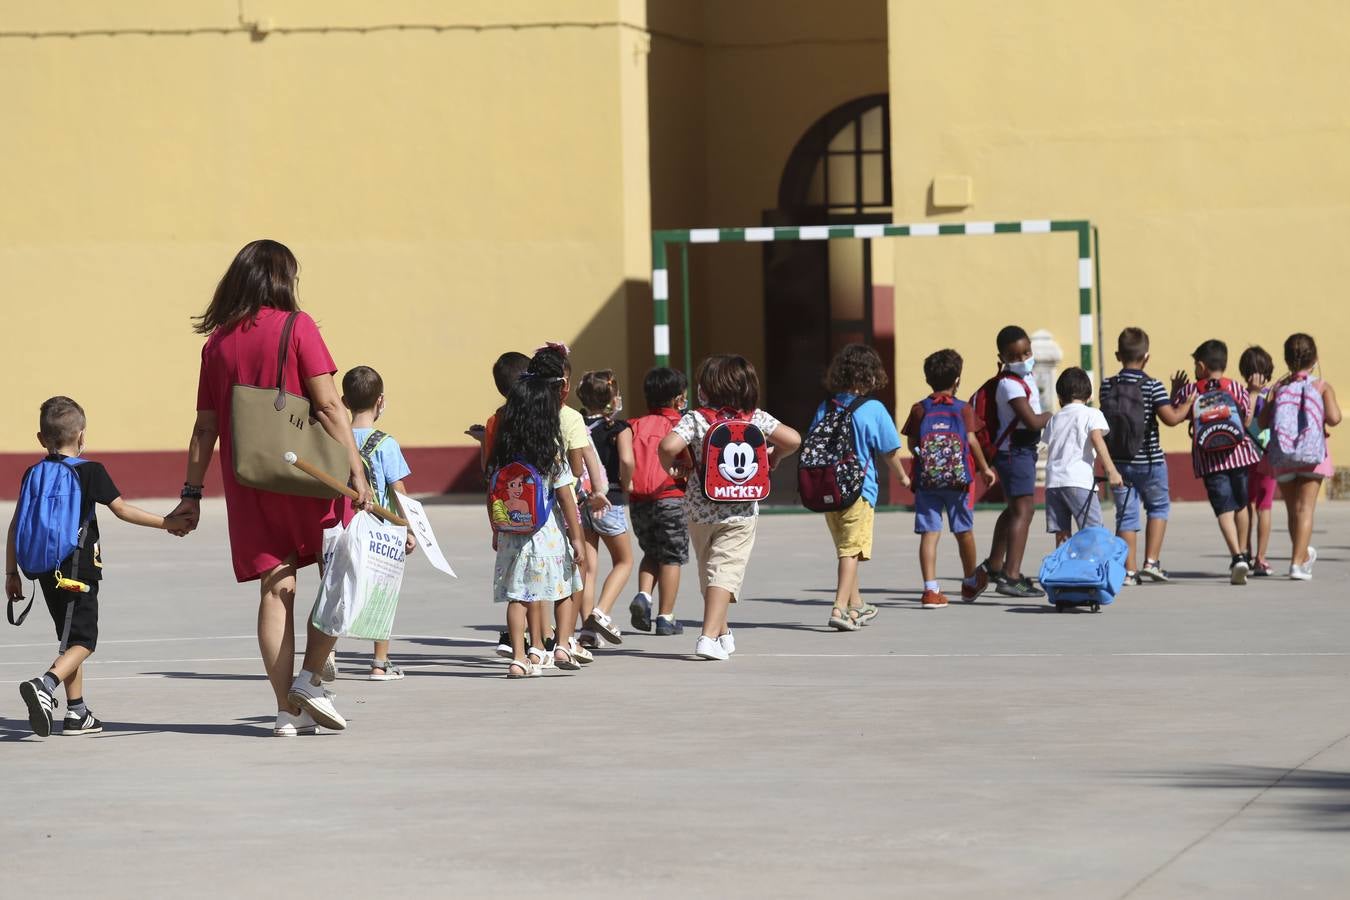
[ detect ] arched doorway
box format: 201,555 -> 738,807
763,95 -> 894,493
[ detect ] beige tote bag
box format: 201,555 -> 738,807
230,312 -> 350,498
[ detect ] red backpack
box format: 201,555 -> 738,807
969,372 -> 1031,460
629,409 -> 685,502
699,408 -> 771,503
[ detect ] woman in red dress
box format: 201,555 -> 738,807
169,240 -> 372,736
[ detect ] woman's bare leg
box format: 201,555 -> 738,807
257,558 -> 298,712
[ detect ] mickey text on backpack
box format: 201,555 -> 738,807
700,408 -> 771,503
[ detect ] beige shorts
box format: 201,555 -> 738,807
688,517 -> 758,602
825,499 -> 875,560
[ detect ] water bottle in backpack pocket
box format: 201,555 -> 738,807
1267,376 -> 1326,470
486,460 -> 557,534
797,397 -> 868,512
1191,378 -> 1245,452
913,397 -> 971,491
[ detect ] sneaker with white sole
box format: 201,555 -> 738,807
1139,560 -> 1170,582
495,631 -> 513,659
1230,557 -> 1250,585
718,630 -> 736,655
288,672 -> 346,730
62,709 -> 103,736
629,592 -> 653,632
19,678 -> 56,738
273,709 -> 317,737
1289,563 -> 1313,581
695,635 -> 729,661
321,651 -> 338,683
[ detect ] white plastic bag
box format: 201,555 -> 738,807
311,511 -> 408,638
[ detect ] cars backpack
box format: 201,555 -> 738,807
10,457 -> 91,626
486,459 -> 556,534
1267,375 -> 1326,470
970,372 -> 1031,460
1191,378 -> 1245,452
797,396 -> 869,512
1100,375 -> 1149,461
914,396 -> 971,490
629,409 -> 685,502
699,408 -> 771,503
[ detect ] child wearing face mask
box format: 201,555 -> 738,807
977,325 -> 1052,599
575,370 -> 636,648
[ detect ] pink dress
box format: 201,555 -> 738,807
196,308 -> 344,582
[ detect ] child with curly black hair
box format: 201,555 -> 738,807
490,346 -> 588,676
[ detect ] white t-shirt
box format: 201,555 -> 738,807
994,372 -> 1042,451
1043,402 -> 1109,490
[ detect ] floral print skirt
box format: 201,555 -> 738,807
492,508 -> 582,603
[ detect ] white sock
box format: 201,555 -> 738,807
924,580 -> 940,592
658,613 -> 675,622
298,669 -> 318,687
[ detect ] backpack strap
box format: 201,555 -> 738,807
991,375 -> 1031,452
358,430 -> 389,464
58,457 -> 93,583
7,588 -> 33,627
272,312 -> 302,412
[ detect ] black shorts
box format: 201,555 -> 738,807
630,498 -> 690,566
39,574 -> 99,652
1203,468 -> 1250,516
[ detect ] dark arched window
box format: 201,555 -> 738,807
778,94 -> 891,215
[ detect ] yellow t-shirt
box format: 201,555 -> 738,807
559,405 -> 590,498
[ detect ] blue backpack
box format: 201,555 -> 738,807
914,397 -> 972,490
1038,526 -> 1129,613
9,457 -> 91,626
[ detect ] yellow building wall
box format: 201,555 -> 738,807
0,0 -> 651,457
647,0 -> 890,402
887,0 -> 1350,454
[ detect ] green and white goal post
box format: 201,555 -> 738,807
650,219 -> 1103,392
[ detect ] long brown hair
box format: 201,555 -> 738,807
194,239 -> 300,334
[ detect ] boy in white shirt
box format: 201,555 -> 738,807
1043,368 -> 1123,545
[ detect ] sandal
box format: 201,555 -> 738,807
568,636 -> 594,665
529,646 -> 553,672
850,603 -> 878,626
506,658 -> 533,679
368,660 -> 405,681
585,611 -> 624,645
553,643 -> 581,671
828,607 -> 860,631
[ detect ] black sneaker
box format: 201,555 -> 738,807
629,593 -> 653,633
996,576 -> 1046,599
495,631 -> 512,659
978,560 -> 1010,588
19,678 -> 56,738
654,616 -> 684,636
62,709 -> 103,735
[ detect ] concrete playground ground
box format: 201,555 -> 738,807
2,498 -> 1348,899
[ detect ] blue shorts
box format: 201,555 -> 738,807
1203,468 -> 1249,516
1112,461 -> 1171,533
581,500 -> 629,537
994,447 -> 1039,499
914,488 -> 974,534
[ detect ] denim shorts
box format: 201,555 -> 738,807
994,446 -> 1039,499
914,488 -> 974,534
1044,486 -> 1102,534
1112,460 -> 1172,533
1203,468 -> 1250,515
581,500 -> 629,537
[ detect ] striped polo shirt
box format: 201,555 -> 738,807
1175,379 -> 1263,476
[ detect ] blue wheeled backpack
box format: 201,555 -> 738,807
1038,526 -> 1129,613
9,457 -> 91,626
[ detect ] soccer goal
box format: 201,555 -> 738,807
650,218 -> 1102,382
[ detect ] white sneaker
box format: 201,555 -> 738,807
1289,563 -> 1313,581
320,650 -> 338,683
1230,559 -> 1250,585
695,635 -> 729,661
719,630 -> 736,655
1307,546 -> 1318,572
273,709 -> 318,737
288,672 -> 347,731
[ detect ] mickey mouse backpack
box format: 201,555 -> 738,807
698,408 -> 771,503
